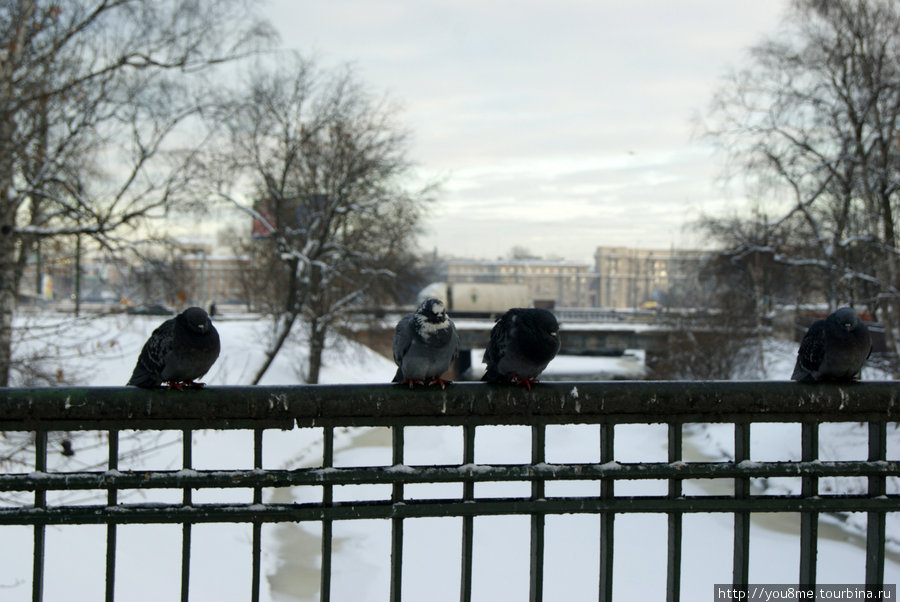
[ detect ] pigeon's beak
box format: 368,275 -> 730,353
549,331 -> 558,338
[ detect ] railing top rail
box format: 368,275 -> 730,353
0,381 -> 898,430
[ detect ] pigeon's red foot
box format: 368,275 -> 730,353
398,379 -> 425,389
507,373 -> 538,391
427,378 -> 452,390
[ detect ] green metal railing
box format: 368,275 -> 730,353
0,381 -> 898,601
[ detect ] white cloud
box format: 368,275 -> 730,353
265,0 -> 788,260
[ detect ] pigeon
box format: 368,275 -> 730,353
791,306 -> 872,383
482,308 -> 560,389
60,439 -> 75,457
392,297 -> 459,389
127,306 -> 221,389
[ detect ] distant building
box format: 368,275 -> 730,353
18,252 -> 130,305
445,258 -> 595,307
442,249 -> 708,310
181,253 -> 251,306
593,246 -> 707,309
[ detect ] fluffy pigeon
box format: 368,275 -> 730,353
791,306 -> 872,383
127,306 -> 221,389
482,307 -> 560,389
392,297 -> 459,389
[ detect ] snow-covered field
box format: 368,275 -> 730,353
1,312 -> 898,601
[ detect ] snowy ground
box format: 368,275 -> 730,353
0,312 -> 898,601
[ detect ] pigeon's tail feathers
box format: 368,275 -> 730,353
392,367 -> 404,383
481,365 -> 505,384
790,361 -> 813,382
127,362 -> 161,388
392,314 -> 414,367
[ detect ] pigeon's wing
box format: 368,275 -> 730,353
448,320 -> 460,366
392,314 -> 415,382
791,320 -> 826,381
482,311 -> 518,382
127,318 -> 176,387
482,316 -> 507,367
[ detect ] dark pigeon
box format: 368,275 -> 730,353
482,307 -> 560,389
791,306 -> 872,383
127,306 -> 221,389
392,297 -> 459,389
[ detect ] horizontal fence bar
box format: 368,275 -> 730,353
1,382 -> 899,430
2,495 -> 898,525
2,382 -> 899,600
3,460 -> 896,492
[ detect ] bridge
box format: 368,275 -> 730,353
454,319 -> 669,355
349,310 -> 672,377
451,319 -> 670,375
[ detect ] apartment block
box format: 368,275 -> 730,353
593,246 -> 706,309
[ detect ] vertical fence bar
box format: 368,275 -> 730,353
459,423 -> 475,602
106,430 -> 120,602
181,429 -> 192,602
599,423 -> 614,602
733,421 -> 750,588
32,430 -> 47,602
321,427 -> 334,602
390,426 -> 404,602
529,424 -> 545,602
666,423 -> 682,602
799,422 -> 818,586
251,428 -> 263,602
865,420 -> 886,587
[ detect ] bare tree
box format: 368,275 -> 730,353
652,231 -> 770,380
0,0 -> 273,385
206,55 -> 433,384
697,210 -> 826,311
702,0 -> 900,366
125,252 -> 193,309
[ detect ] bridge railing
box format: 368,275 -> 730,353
0,382 -> 898,601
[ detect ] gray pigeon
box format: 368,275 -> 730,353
791,306 -> 872,383
482,307 -> 560,389
127,306 -> 221,389
392,297 -> 459,389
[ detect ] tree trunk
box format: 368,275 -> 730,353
251,310 -> 299,385
751,255 -> 767,379
0,111 -> 18,387
251,256 -> 301,385
879,196 -> 900,374
0,3 -> 32,387
881,269 -> 900,377
0,211 -> 15,388
306,317 -> 327,385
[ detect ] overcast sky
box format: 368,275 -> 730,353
263,0 -> 788,263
